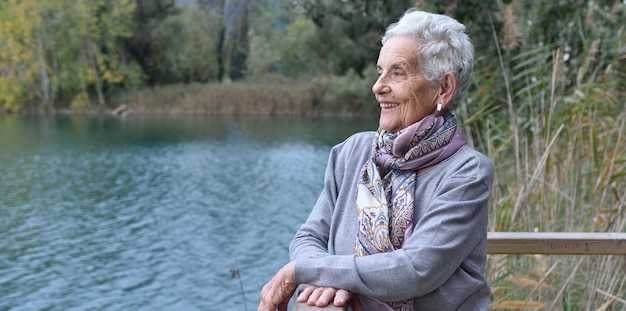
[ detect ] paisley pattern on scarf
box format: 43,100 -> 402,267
354,114 -> 466,311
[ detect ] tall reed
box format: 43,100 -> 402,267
459,6 -> 626,310
109,81 -> 319,116
108,74 -> 378,117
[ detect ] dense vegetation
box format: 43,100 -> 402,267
2,0 -> 625,309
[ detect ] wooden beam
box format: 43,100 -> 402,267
487,232 -> 626,255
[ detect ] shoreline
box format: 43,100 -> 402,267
1,81 -> 378,118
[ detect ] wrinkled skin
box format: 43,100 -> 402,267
257,261 -> 363,311
373,36 -> 456,132
258,261 -> 297,311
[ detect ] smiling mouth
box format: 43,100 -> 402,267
380,102 -> 399,108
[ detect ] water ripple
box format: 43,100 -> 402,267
0,115 -> 374,310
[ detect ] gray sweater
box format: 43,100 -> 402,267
290,131 -> 494,310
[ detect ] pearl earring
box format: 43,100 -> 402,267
436,102 -> 443,112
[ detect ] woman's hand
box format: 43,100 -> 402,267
258,261 -> 298,311
297,285 -> 363,311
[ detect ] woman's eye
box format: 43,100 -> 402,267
391,71 -> 406,79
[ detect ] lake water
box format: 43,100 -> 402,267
0,114 -> 377,311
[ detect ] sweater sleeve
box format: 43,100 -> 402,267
292,144 -> 494,303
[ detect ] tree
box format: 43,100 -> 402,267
0,0 -> 46,111
124,0 -> 178,85
198,0 -> 252,82
228,0 -> 250,80
278,18 -> 331,78
149,6 -> 218,83
64,0 -> 137,107
287,0 -> 418,76
246,0 -> 280,77
197,0 -> 229,81
0,0 -> 137,111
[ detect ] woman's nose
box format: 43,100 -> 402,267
372,76 -> 389,95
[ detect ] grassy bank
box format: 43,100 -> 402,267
107,71 -> 378,117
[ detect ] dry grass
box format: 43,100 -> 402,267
109,81 -> 320,116
108,75 -> 378,117
463,4 -> 626,309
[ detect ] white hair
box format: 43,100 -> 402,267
382,9 -> 474,111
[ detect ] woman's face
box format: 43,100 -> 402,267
372,36 -> 440,132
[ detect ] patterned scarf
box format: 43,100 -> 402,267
354,114 -> 466,311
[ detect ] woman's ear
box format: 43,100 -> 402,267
437,72 -> 457,110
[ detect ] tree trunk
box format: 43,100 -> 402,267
216,26 -> 226,82
85,37 -> 107,108
35,27 -> 54,113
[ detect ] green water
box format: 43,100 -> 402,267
0,114 -> 377,310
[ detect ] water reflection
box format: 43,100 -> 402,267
0,114 -> 376,310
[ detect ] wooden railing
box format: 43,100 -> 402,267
293,232 -> 626,311
486,232 -> 626,255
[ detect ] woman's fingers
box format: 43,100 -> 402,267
313,287 -> 337,307
296,285 -> 315,303
333,289 -> 351,306
296,286 -> 355,307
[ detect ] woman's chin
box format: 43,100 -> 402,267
378,122 -> 399,132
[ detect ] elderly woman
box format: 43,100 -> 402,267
258,9 -> 494,311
